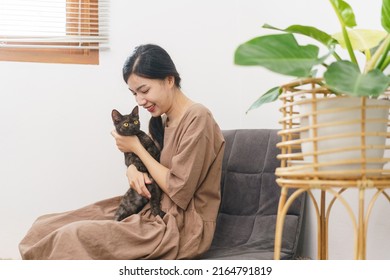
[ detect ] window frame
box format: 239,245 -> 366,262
0,0 -> 100,65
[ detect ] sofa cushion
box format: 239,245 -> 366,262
201,129 -> 305,260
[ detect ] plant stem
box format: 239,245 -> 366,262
380,55 -> 390,72
374,34 -> 390,71
321,62 -> 329,68
332,51 -> 342,61
328,0 -> 358,65
341,26 -> 358,65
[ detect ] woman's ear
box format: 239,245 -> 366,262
165,76 -> 175,87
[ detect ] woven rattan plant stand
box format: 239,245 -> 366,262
273,78 -> 390,260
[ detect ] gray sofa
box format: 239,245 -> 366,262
201,129 -> 306,260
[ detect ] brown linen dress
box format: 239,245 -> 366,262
19,103 -> 225,260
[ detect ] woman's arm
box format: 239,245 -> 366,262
111,130 -> 169,197
133,145 -> 170,192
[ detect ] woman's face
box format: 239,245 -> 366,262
127,74 -> 174,117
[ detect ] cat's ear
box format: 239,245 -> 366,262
111,109 -> 122,124
131,106 -> 139,117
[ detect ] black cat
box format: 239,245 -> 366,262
111,106 -> 165,221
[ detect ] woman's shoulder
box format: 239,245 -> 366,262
185,103 -> 213,119
182,103 -> 222,136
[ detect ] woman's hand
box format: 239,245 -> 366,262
111,129 -> 169,196
111,131 -> 151,198
111,130 -> 141,153
126,164 -> 152,199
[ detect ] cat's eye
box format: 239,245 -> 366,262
134,120 -> 139,125
123,123 -> 129,127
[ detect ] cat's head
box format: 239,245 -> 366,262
111,106 -> 141,136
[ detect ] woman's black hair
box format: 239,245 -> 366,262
123,44 -> 181,87
123,44 -> 181,150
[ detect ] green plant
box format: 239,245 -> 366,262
235,0 -> 390,112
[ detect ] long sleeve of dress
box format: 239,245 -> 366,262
161,104 -> 225,218
166,117 -> 217,210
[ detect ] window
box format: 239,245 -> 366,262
0,0 -> 109,65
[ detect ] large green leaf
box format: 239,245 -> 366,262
382,0 -> 390,32
234,34 -> 321,77
324,60 -> 390,97
332,29 -> 387,51
262,24 -> 337,47
329,0 -> 357,28
246,86 -> 281,113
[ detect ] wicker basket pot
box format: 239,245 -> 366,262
277,78 -> 390,180
300,96 -> 389,173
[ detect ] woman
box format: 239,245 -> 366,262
19,44 -> 225,259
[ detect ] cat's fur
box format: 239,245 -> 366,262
111,106 -> 165,221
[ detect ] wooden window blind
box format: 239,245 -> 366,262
0,0 -> 109,65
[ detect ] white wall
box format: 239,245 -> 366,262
0,0 -> 388,259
